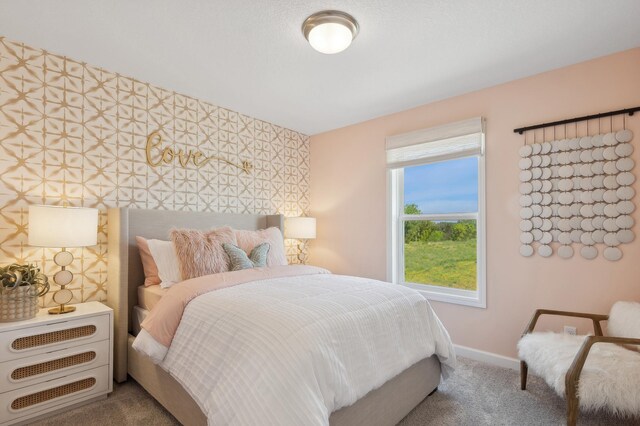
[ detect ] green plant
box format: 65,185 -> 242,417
0,263 -> 49,297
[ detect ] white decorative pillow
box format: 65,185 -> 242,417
146,239 -> 182,288
608,301 -> 640,351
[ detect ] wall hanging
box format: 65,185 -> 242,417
515,107 -> 639,261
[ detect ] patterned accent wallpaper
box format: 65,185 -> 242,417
0,37 -> 310,306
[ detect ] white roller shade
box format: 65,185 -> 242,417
386,117 -> 484,168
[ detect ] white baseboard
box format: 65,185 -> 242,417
454,344 -> 520,371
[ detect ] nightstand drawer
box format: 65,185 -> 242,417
0,314 -> 110,362
0,339 -> 110,393
0,365 -> 109,424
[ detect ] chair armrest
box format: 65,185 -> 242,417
564,336 -> 639,425
522,309 -> 609,336
565,336 -> 640,398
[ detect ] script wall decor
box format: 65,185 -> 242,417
518,123 -> 635,260
0,36 -> 310,307
145,131 -> 253,173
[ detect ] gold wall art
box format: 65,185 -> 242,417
0,36 -> 310,307
145,131 -> 253,173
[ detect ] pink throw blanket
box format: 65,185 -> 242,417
141,265 -> 330,347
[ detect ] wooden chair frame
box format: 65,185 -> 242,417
520,309 -> 640,426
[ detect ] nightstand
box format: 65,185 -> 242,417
0,301 -> 113,425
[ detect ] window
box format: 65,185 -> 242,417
387,118 -> 486,308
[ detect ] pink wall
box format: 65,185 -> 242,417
309,48 -> 640,358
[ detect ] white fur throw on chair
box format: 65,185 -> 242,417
608,301 -> 640,347
518,301 -> 640,416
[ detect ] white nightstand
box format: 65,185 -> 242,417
0,301 -> 113,425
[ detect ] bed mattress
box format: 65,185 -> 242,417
132,305 -> 149,336
137,285 -> 167,311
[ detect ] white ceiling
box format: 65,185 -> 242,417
1,1 -> 639,135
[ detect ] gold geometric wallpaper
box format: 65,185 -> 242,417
0,37 -> 310,307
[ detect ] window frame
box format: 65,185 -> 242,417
387,148 -> 486,309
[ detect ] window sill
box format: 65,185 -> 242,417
403,283 -> 486,308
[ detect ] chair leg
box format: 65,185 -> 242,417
520,360 -> 528,390
566,393 -> 579,426
566,376 -> 580,426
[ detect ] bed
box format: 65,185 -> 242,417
105,207 -> 450,426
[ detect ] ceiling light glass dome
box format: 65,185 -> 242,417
302,11 -> 359,54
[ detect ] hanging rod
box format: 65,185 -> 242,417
513,106 -> 640,135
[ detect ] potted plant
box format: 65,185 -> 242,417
0,263 -> 49,322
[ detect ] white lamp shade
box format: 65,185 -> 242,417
28,205 -> 98,248
285,217 -> 316,239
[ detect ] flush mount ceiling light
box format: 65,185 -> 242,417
302,10 -> 359,54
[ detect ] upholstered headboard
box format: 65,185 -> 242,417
106,207 -> 284,382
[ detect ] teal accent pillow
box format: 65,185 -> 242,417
223,242 -> 270,271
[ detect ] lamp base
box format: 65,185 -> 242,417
48,305 -> 76,315
297,240 -> 309,265
49,249 -> 76,315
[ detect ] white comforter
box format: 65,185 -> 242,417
140,272 -> 455,425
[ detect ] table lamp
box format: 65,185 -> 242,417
28,205 -> 98,314
284,217 -> 316,264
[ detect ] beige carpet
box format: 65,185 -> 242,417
30,357 -> 638,426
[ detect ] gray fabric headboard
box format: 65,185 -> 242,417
106,207 -> 284,382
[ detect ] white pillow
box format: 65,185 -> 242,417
146,239 -> 182,288
608,301 -> 640,351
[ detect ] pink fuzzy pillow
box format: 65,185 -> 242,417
170,227 -> 237,280
235,227 -> 287,266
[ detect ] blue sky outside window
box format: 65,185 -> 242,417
403,156 -> 478,214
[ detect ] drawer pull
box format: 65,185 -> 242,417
11,377 -> 96,410
11,351 -> 97,380
11,325 -> 97,350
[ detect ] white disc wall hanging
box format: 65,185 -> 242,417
615,143 -> 633,157
580,245 -> 598,259
516,108 -> 637,260
558,245 -> 574,259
